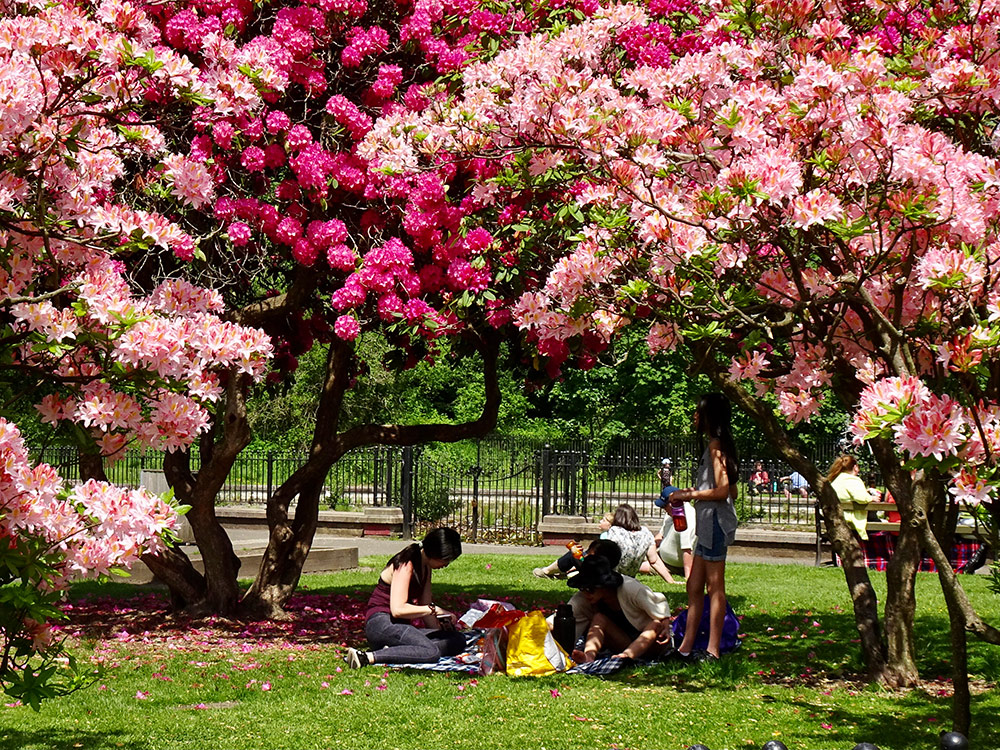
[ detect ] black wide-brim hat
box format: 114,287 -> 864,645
567,556 -> 624,590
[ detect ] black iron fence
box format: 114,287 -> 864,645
32,435 -> 852,543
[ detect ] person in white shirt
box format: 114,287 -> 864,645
565,556 -> 672,662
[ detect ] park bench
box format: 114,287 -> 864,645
814,501 -> 984,570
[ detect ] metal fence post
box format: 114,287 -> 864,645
470,441 -> 481,543
541,444 -> 551,517
267,451 -> 274,505
401,446 -> 413,540
386,446 -> 395,510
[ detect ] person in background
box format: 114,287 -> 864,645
658,458 -> 673,489
533,511 -> 613,579
780,470 -> 809,502
827,455 -> 875,541
534,504 -> 677,584
565,556 -> 672,663
670,393 -> 740,661
345,527 -> 466,667
748,461 -> 769,497
654,500 -> 696,580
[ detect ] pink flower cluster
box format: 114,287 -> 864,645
341,26 -> 389,68
0,418 -> 179,584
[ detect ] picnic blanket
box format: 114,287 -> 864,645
837,532 -> 982,572
382,630 -> 651,676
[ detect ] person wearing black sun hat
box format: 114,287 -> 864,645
566,556 -> 672,663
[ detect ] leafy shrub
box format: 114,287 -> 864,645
412,485 -> 460,523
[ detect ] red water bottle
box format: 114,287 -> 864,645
669,495 -> 687,532
565,540 -> 584,559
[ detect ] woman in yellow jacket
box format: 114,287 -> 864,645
827,455 -> 875,540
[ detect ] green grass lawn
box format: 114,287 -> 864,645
2,555 -> 998,750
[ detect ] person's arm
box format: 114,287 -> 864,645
843,474 -> 872,506
670,439 -> 730,504
388,562 -> 445,622
645,542 -> 677,584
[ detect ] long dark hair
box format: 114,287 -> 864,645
387,527 -> 463,570
696,393 -> 739,488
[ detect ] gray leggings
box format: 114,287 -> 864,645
365,612 -> 467,664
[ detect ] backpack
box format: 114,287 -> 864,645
670,595 -> 741,653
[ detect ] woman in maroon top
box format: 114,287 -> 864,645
345,527 -> 466,667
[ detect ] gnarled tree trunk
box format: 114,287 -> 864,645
151,376 -> 253,615
714,375 -> 889,681
882,524 -> 920,686
871,438 -> 920,687
242,334 -> 503,618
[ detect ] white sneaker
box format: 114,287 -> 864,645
344,647 -> 363,669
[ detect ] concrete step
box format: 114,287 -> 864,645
112,545 -> 359,585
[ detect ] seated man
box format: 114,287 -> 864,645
781,471 -> 809,502
552,538 -> 623,641
655,503 -> 696,580
565,556 -> 672,663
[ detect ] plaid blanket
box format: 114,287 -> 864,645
383,630 -> 646,676
836,532 -> 983,573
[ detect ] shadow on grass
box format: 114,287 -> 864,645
65,555 -> 996,689
0,728 -> 148,750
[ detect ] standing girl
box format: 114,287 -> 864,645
671,393 -> 740,660
346,527 -> 466,667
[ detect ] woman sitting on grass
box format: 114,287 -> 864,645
566,555 -> 672,663
345,527 -> 466,668
533,503 -> 677,583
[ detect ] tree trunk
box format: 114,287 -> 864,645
913,488 -> 1000,738
864,437 -> 920,687
78,450 -> 108,482
140,545 -> 205,610
711,373 -> 889,680
816,482 -> 889,682
243,334 -> 503,617
882,524 -> 920,687
155,377 -> 252,616
946,598 -> 972,739
243,473 -> 327,619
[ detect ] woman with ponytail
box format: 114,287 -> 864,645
345,527 -> 466,668
670,393 -> 740,660
827,454 -> 875,541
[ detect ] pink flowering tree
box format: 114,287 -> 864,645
362,0 -> 1000,726
99,0 -> 608,619
0,1 -> 271,705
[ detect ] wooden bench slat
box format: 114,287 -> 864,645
865,522 -> 978,534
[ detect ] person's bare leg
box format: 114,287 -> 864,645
682,549 -> 694,580
677,555 -> 706,655
574,612 -> 613,663
705,559 -> 727,658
